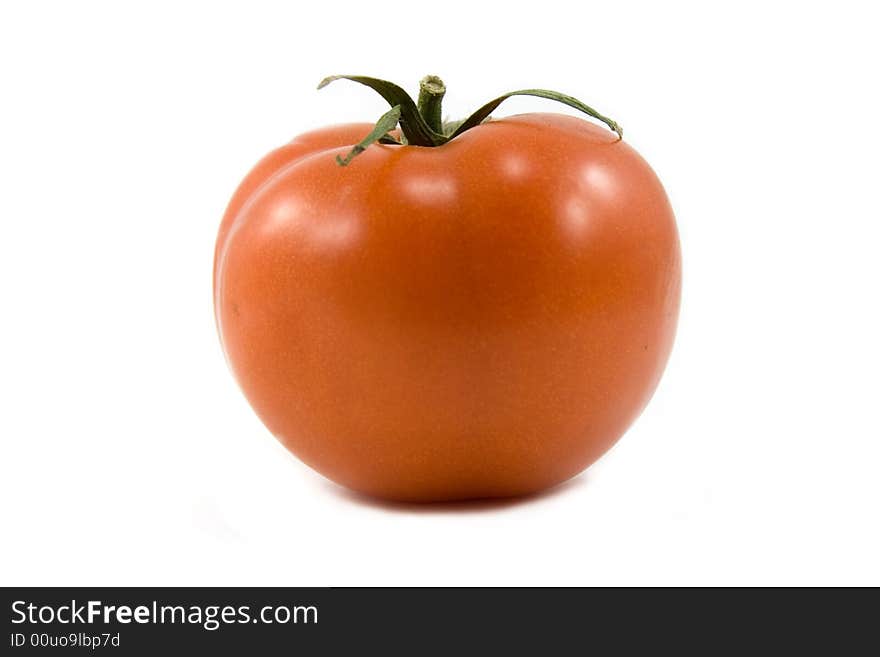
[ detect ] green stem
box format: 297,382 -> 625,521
318,74 -> 623,165
417,75 -> 445,134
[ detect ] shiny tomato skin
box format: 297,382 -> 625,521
215,113 -> 681,502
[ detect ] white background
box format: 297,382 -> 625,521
1,1 -> 878,586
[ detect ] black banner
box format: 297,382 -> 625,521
2,587 -> 876,654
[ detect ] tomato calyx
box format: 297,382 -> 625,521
317,74 -> 624,166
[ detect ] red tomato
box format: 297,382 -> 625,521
215,79 -> 680,502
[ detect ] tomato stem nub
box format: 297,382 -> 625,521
417,75 -> 446,134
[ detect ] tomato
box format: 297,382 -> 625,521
214,76 -> 680,502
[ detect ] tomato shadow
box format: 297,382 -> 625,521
324,474 -> 589,514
